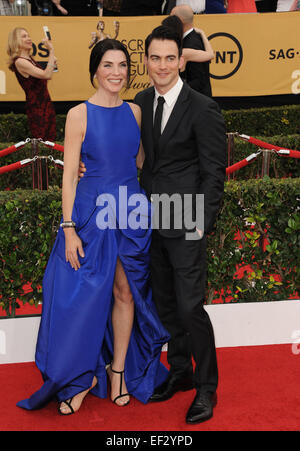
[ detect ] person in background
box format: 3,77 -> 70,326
121,0 -> 164,15
164,0 -> 206,14
171,4 -> 214,97
289,0 -> 300,9
0,0 -> 14,15
205,0 -> 227,13
52,0 -> 100,15
162,14 -> 215,70
255,0 -> 277,11
103,0 -> 122,15
276,0 -> 293,9
27,0 -> 66,15
226,0 -> 257,13
7,27 -> 56,141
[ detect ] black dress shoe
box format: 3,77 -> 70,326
149,372 -> 194,402
186,391 -> 217,424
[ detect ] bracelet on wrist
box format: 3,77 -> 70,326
60,221 -> 76,229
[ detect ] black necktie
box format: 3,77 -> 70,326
153,96 -> 165,151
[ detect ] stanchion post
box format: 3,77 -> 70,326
31,139 -> 49,190
261,149 -> 271,177
227,133 -> 235,180
40,156 -> 49,190
31,138 -> 39,189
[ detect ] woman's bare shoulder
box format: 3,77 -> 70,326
66,103 -> 87,121
127,102 -> 141,125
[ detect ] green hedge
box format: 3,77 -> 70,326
0,113 -> 67,142
224,104 -> 300,137
0,104 -> 299,142
1,179 -> 299,316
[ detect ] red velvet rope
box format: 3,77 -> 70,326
290,150 -> 300,158
247,136 -> 282,151
226,159 -> 251,175
0,137 -> 298,176
52,143 -> 64,152
43,140 -> 64,152
0,160 -> 31,175
239,134 -> 299,153
0,141 -> 26,158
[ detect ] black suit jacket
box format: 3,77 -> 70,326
54,0 -> 99,15
134,83 -> 226,237
163,0 -> 176,14
121,0 -> 163,15
181,30 -> 212,98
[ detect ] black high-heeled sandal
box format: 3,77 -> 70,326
58,398 -> 75,416
58,377 -> 98,415
107,364 -> 130,406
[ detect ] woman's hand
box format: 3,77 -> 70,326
52,0 -> 68,14
42,38 -> 54,52
64,228 -> 85,271
194,27 -> 204,35
78,161 -> 86,179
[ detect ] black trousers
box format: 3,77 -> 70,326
255,0 -> 277,12
150,230 -> 218,393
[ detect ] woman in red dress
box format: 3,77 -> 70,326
7,28 -> 57,141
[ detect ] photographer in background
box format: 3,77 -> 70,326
29,0 -> 53,15
0,0 -> 14,15
52,0 -> 100,15
121,0 -> 164,15
29,0 -> 101,15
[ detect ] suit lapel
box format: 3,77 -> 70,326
141,87 -> 155,167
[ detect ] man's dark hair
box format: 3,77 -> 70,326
89,38 -> 131,88
145,25 -> 183,57
161,15 -> 184,41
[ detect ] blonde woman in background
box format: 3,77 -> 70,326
7,27 -> 57,140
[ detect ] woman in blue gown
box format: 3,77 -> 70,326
17,39 -> 170,415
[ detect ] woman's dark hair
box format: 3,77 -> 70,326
89,38 -> 131,88
161,15 -> 184,41
145,25 -> 183,57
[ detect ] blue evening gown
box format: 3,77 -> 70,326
17,101 -> 170,410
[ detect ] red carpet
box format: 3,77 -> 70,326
0,344 -> 299,431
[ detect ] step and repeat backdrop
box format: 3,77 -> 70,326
0,12 -> 299,101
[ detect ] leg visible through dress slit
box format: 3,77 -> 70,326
108,257 -> 134,406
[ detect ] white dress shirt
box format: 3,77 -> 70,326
153,77 -> 183,133
176,0 -> 206,13
183,27 -> 194,39
276,0 -> 294,10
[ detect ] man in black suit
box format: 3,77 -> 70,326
121,0 -> 163,15
164,0 -> 206,14
134,25 -> 226,424
172,4 -> 213,97
51,0 -> 99,15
